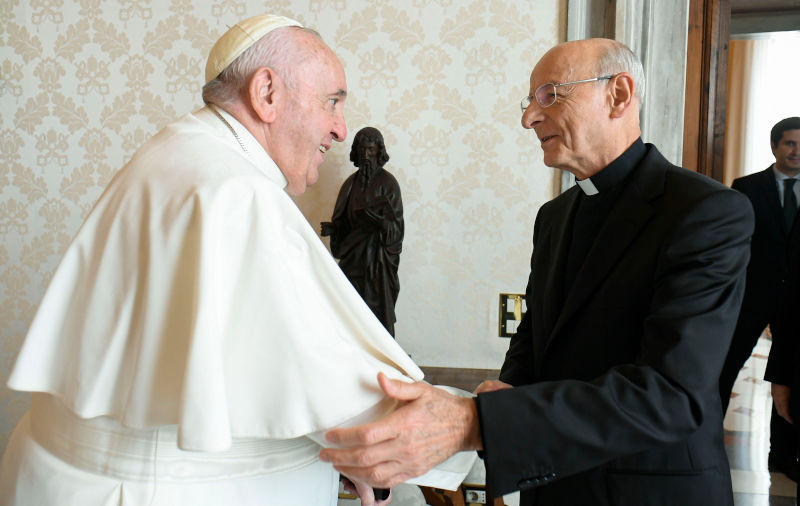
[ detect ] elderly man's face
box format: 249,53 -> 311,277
271,36 -> 348,195
521,45 -> 611,178
772,129 -> 800,176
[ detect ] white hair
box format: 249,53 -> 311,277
596,40 -> 646,105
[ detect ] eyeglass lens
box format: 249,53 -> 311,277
520,83 -> 557,113
535,83 -> 556,108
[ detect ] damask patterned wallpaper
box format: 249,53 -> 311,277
0,0 -> 564,450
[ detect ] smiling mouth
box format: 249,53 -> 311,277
319,145 -> 328,154
540,135 -> 555,143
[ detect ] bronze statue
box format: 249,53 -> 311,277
321,127 -> 403,336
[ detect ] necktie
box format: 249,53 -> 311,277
784,179 -> 797,231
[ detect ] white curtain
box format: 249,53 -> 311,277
725,35 -> 800,186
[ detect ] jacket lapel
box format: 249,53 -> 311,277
545,146 -> 667,349
533,187 -> 581,375
541,188 -> 581,338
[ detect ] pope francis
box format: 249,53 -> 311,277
0,14 -> 425,506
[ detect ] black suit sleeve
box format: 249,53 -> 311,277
477,189 -> 753,497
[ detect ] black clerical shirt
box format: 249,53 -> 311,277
563,138 -> 647,294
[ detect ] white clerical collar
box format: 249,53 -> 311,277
203,105 -> 289,190
575,139 -> 645,197
576,178 -> 599,196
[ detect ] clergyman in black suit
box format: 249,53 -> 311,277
719,117 -> 800,481
320,38 -> 753,506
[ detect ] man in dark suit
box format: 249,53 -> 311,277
320,38 -> 753,505
719,117 -> 800,481
763,120 -> 800,503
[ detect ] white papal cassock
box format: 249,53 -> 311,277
0,106 -> 426,505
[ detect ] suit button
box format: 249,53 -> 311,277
517,476 -> 550,489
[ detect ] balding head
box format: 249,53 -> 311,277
536,39 -> 644,103
521,38 -> 643,179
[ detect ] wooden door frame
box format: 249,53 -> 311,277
682,0 -> 730,182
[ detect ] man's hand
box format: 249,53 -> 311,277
341,476 -> 392,506
772,383 -> 793,424
474,379 -> 512,394
319,372 -> 483,488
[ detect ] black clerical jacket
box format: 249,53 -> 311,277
477,145 -> 754,506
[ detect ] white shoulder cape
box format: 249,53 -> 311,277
7,106 -> 423,452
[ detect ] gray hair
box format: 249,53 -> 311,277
202,26 -> 321,106
596,40 -> 645,105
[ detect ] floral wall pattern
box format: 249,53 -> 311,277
0,0 -> 565,451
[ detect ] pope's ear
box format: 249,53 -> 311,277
249,67 -> 278,123
608,72 -> 635,119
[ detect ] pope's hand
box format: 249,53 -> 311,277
319,372 -> 483,488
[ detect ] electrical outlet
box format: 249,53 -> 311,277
464,488 -> 487,504
498,293 -> 526,337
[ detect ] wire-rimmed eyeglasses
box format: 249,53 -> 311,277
520,75 -> 615,113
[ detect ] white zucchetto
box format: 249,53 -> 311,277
205,14 -> 302,84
